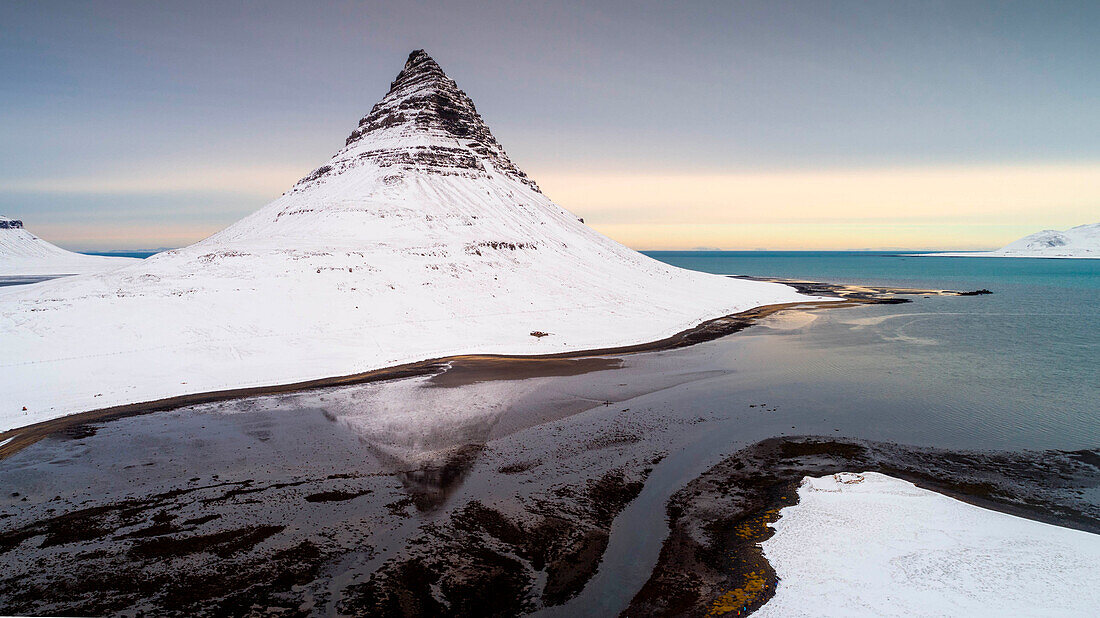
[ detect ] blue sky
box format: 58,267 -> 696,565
2,1 -> 1097,250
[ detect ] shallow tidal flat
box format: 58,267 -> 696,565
1,276 -> 1098,616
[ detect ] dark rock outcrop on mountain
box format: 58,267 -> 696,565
297,49 -> 539,193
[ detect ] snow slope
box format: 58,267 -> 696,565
0,50 -> 822,431
0,216 -> 140,276
926,223 -> 1100,258
757,472 -> 1100,617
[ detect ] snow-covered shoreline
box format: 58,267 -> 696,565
0,276 -> 820,432
0,292 -> 825,437
757,472 -> 1100,616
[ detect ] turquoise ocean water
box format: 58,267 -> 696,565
642,251 -> 1100,450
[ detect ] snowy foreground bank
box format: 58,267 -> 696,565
0,51 -> 823,431
757,472 -> 1100,617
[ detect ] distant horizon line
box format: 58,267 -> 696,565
77,247 -> 1001,256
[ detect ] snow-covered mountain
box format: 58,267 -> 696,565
0,216 -> 140,276
928,223 -> 1100,259
990,223 -> 1100,258
0,50 -> 820,431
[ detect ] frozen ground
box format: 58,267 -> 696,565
758,472 -> 1100,617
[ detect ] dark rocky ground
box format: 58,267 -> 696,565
3,431 -> 1094,617
0,471 -> 376,616
337,463 -> 655,616
0,448 -> 656,617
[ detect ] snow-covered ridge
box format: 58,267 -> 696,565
0,215 -> 140,276
757,472 -> 1100,616
0,50 -> 823,431
924,222 -> 1100,259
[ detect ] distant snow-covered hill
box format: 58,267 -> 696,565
0,216 -> 140,276
928,223 -> 1100,259
0,50 -> 821,430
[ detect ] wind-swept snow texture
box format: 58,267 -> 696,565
0,216 -> 140,276
756,472 -> 1100,617
928,222 -> 1100,258
0,50 -> 819,431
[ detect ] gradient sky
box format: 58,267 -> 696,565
2,0 -> 1097,251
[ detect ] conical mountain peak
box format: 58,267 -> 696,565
319,49 -> 538,192
390,49 -> 448,91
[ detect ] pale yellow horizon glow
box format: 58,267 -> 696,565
36,222 -> 229,250
12,161 -> 1099,251
535,163 -> 1100,250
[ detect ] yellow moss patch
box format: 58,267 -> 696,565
708,504 -> 786,615
730,508 -> 782,541
707,569 -> 769,616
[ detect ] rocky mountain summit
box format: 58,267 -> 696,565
327,50 -> 538,192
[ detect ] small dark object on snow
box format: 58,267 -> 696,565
530,331 -> 550,338
959,289 -> 993,295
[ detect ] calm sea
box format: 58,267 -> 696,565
82,251 -> 161,259
643,250 -> 1100,450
